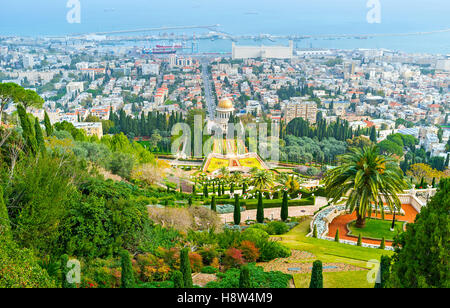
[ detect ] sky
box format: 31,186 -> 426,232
0,0 -> 449,36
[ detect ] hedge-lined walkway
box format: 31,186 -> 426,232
219,197 -> 328,223
327,204 -> 419,246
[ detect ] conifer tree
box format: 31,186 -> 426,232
120,250 -> 135,288
203,184 -> 208,198
334,229 -> 340,242
180,248 -> 193,288
233,194 -> 241,225
309,260 -> 323,288
17,104 -> 37,156
375,255 -> 391,288
379,237 -> 385,249
239,266 -> 251,288
44,110 -> 53,137
34,117 -> 45,152
211,195 -> 216,212
281,190 -> 288,222
357,234 -> 362,246
313,224 -> 318,238
172,270 -> 184,288
256,191 -> 264,223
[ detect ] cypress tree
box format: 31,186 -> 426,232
431,177 -> 436,188
212,182 -> 215,195
309,260 -> 323,288
334,229 -> 340,242
239,266 -> 251,288
44,110 -> 53,137
313,224 -> 318,238
379,237 -> 385,249
233,194 -> 241,225
188,196 -> 193,207
370,126 -> 377,143
230,183 -> 234,194
357,234 -> 362,246
203,184 -> 208,198
172,270 -> 184,288
34,117 -> 45,152
222,183 -> 225,195
375,256 -> 391,288
256,191 -> 264,223
0,186 -> 11,237
60,254 -> 75,288
180,248 -> 193,288
218,182 -> 222,196
242,182 -> 247,195
17,104 -> 37,156
281,190 -> 288,222
120,250 -> 135,288
211,195 -> 216,212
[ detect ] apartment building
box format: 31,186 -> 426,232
284,101 -> 318,124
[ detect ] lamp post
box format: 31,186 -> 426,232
390,204 -> 397,231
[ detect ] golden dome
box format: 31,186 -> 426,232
217,98 -> 234,110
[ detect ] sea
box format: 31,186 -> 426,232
0,0 -> 449,55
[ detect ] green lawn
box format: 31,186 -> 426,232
294,271 -> 374,288
347,218 -> 404,241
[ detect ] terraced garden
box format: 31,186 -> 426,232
273,217 -> 394,288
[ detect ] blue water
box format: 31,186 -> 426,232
0,0 -> 449,54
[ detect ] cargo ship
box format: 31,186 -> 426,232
142,47 -> 177,55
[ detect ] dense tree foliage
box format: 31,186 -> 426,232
389,179 -> 449,288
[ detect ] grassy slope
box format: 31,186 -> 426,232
275,218 -> 394,288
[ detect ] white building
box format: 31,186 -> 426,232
232,41 -> 293,60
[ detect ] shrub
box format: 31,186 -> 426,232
189,252 -> 203,273
223,248 -> 245,268
259,242 -> 290,262
239,240 -> 260,263
198,245 -> 219,266
357,234 -> 362,246
201,266 -> 218,274
266,221 -> 289,235
134,253 -> 171,282
241,228 -> 269,246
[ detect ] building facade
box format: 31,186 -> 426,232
284,101 -> 318,124
232,41 -> 293,60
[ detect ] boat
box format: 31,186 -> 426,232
142,47 -> 177,55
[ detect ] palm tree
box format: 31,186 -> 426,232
230,172 -> 243,185
324,146 -> 407,228
218,167 -> 230,181
250,169 -> 274,192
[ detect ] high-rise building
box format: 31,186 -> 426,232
284,101 -> 318,124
